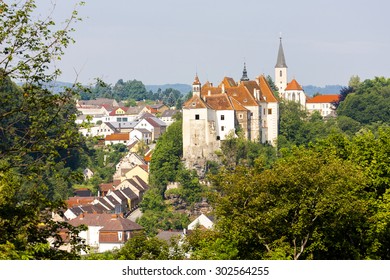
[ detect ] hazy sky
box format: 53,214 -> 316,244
36,0 -> 390,87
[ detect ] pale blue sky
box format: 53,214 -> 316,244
37,0 -> 390,87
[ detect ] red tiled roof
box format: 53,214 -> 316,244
109,107 -> 130,116
204,94 -> 234,110
307,94 -> 340,103
183,94 -> 210,109
66,196 -> 96,208
226,84 -> 258,107
285,79 -> 303,91
105,133 -> 129,141
219,77 -> 237,88
99,183 -> 116,193
257,75 -> 278,103
230,97 -> 248,111
68,213 -> 143,231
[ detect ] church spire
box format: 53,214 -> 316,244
240,62 -> 249,81
275,36 -> 287,68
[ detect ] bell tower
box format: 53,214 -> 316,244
192,73 -> 201,97
275,36 -> 288,94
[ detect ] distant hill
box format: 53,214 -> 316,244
303,85 -> 343,96
145,84 -> 192,95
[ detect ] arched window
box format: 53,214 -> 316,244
292,92 -> 296,101
280,70 -> 282,77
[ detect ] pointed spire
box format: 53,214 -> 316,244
193,73 -> 201,85
240,62 -> 249,81
275,36 -> 287,68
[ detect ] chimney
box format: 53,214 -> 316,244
208,90 -> 211,96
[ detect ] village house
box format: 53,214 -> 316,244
187,213 -> 215,230
105,133 -> 130,145
306,94 -> 340,117
160,109 -> 180,126
63,213 -> 143,253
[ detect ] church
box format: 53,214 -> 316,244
182,61 -> 279,170
274,37 -> 308,108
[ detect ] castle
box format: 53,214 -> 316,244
182,37 -> 336,172
182,50 -> 280,170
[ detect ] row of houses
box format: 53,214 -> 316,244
64,174 -> 149,220
61,150 -> 152,253
76,98 -> 179,145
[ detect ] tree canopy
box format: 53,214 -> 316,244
0,0 -> 88,259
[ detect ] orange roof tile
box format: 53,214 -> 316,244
201,84 -> 222,97
229,97 -> 248,111
183,94 -> 210,109
257,75 -> 278,103
226,84 -> 258,107
219,77 -> 237,89
306,94 -> 340,103
204,94 -> 234,110
285,79 -> 303,91
105,133 -> 129,141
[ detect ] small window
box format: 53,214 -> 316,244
280,70 -> 282,77
118,232 -> 122,241
216,136 -> 220,140
221,126 -> 225,131
195,114 -> 200,120
239,114 -> 243,119
221,115 -> 225,120
268,108 -> 272,115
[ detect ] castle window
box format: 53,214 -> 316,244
239,114 -> 243,119
280,70 -> 282,77
216,136 -> 220,140
221,126 -> 225,131
221,115 -> 225,120
268,108 -> 272,115
195,114 -> 199,120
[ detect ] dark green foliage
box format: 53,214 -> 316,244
0,0 -> 88,259
337,77 -> 390,124
137,188 -> 189,236
149,119 -> 183,191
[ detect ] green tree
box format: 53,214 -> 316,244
210,148 -> 370,259
0,0 -> 88,259
337,77 -> 390,124
149,119 -> 183,191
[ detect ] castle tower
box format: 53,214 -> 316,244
275,36 -> 288,94
192,73 -> 201,97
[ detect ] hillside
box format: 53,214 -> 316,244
145,83 -> 192,95
303,85 -> 343,96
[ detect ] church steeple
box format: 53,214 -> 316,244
240,62 -> 249,81
275,36 -> 287,68
192,73 -> 201,96
275,35 -> 288,93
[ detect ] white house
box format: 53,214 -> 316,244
306,94 -> 340,117
187,213 -> 215,230
65,213 -> 143,253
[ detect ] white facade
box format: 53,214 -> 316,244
260,101 -> 279,146
307,102 -> 334,117
215,110 -> 235,140
275,67 -> 287,93
188,214 -> 214,230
